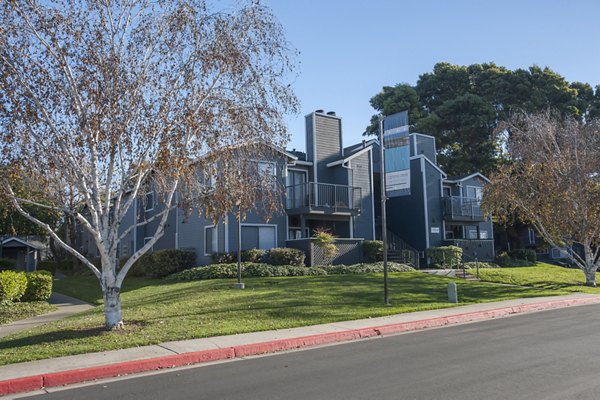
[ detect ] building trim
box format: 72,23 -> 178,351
410,154 -> 447,178
326,145 -> 372,167
421,157 -> 430,249
444,172 -> 491,184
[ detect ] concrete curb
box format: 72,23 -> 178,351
2,295 -> 600,396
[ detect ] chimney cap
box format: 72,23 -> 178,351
315,109 -> 324,114
327,111 -> 336,116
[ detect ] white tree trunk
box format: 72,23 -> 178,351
584,267 -> 596,287
103,285 -> 124,330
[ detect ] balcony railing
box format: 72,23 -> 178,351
443,196 -> 485,222
286,182 -> 362,215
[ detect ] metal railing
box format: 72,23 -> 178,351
442,196 -> 485,221
286,182 -> 362,213
386,229 -> 420,268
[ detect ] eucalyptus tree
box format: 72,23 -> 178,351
483,111 -> 600,286
0,0 -> 298,329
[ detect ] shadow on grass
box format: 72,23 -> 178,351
0,320 -> 147,351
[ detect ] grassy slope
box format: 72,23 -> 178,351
472,262 -> 600,294
0,272 -> 567,365
0,302 -> 57,325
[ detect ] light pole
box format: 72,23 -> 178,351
234,206 -> 245,289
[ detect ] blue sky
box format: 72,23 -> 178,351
263,0 -> 600,152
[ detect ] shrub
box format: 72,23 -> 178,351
133,249 -> 196,278
323,262 -> 415,274
168,262 -> 413,281
22,271 -> 53,302
464,261 -> 500,269
211,252 -> 236,264
363,240 -> 383,262
0,258 -> 16,270
312,228 -> 337,262
495,252 -> 512,266
0,270 -> 28,302
37,260 -> 57,275
266,248 -> 305,266
427,246 -> 463,268
241,248 -> 266,263
507,249 -> 537,262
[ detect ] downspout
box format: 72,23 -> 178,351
341,161 -> 353,238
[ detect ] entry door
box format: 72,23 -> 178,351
287,170 -> 307,208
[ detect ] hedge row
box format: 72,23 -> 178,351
0,270 -> 53,302
167,262 -> 415,281
211,248 -> 305,266
130,249 -> 196,278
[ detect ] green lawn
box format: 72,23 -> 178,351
470,262 -> 600,294
0,272 -> 571,365
0,302 -> 57,325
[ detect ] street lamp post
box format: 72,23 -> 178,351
234,206 -> 245,289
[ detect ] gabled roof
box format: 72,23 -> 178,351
326,144 -> 373,168
411,154 -> 447,178
444,172 -> 490,184
1,237 -> 43,250
343,139 -> 378,155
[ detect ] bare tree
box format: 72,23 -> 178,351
483,111 -> 600,286
0,0 -> 298,329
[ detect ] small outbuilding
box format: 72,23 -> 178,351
0,237 -> 42,272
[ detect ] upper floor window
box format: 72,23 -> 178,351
258,161 -> 276,177
145,191 -> 155,212
466,186 -> 483,201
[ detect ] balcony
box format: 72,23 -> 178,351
443,196 -> 486,222
286,182 -> 362,215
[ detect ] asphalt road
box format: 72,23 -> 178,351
21,304 -> 600,400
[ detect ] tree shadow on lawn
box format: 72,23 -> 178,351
0,320 -> 147,353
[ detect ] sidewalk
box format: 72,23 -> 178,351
0,293 -> 92,339
2,293 -> 600,396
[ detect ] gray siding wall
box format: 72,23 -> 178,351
305,115 -> 315,181
117,199 -> 136,259
313,113 -> 343,184
460,176 -> 494,241
178,213 -> 225,266
410,134 -> 437,164
386,158 -> 427,251
226,211 -> 287,253
137,198 -> 177,252
350,150 -> 375,240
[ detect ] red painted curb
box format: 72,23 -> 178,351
41,348 -> 235,388
0,375 -> 43,395
2,296 -> 600,396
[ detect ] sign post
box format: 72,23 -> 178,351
378,116 -> 390,305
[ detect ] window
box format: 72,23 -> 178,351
241,225 -> 276,250
466,186 -> 483,200
145,191 -> 155,212
258,161 -> 276,177
205,226 -> 218,255
479,231 -> 488,239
